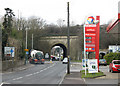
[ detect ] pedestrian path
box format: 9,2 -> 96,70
61,72 -> 85,84
60,62 -> 85,85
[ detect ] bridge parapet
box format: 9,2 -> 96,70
40,36 -> 78,39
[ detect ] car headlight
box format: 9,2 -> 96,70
113,64 -> 116,68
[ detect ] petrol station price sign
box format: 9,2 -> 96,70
84,16 -> 100,71
85,16 -> 97,52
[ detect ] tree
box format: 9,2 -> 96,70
57,19 -> 65,28
27,16 -> 46,29
3,8 -> 15,34
2,8 -> 15,57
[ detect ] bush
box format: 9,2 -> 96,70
104,53 -> 120,65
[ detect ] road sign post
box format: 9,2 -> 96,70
24,49 -> 29,65
4,47 -> 15,71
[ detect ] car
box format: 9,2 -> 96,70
99,59 -> 107,66
62,57 -> 68,64
109,60 -> 120,73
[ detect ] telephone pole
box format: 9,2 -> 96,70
67,2 -> 70,74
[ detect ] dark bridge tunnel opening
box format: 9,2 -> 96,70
51,43 -> 67,60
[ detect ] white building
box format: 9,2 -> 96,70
109,45 -> 120,53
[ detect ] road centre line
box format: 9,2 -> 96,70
13,77 -> 23,80
25,74 -> 33,77
12,63 -> 55,81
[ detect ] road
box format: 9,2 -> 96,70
85,65 -> 119,85
2,61 -> 67,84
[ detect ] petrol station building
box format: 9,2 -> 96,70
106,2 -> 120,45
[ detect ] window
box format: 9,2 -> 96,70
114,61 -> 120,64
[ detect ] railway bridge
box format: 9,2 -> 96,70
37,36 -> 81,60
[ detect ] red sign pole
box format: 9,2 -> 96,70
95,16 -> 100,71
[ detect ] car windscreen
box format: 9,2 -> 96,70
36,52 -> 43,59
99,59 -> 106,61
113,61 -> 120,64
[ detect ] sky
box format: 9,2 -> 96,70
0,0 -> 120,25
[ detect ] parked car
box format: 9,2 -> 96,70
99,59 -> 107,66
109,60 -> 120,73
63,57 -> 68,64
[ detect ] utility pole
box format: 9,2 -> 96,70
25,28 -> 28,65
67,2 -> 70,74
26,28 -> 27,49
32,34 -> 33,49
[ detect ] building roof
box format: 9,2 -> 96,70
106,19 -> 120,33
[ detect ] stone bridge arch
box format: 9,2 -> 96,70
38,36 -> 80,60
51,43 -> 67,58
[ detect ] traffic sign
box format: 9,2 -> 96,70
45,53 -> 49,58
4,47 -> 15,57
24,49 -> 29,51
26,51 -> 29,54
10,49 -> 14,53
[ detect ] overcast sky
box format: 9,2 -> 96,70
0,0 -> 120,25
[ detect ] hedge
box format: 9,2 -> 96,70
103,53 -> 120,65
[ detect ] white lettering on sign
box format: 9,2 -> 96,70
86,29 -> 95,31
86,44 -> 95,47
85,24 -> 96,27
4,47 -> 15,57
85,33 -> 96,36
90,62 -> 95,64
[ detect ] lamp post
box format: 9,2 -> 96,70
67,2 -> 70,74
32,34 -> 33,49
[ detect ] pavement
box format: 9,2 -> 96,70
60,62 -> 86,85
61,72 -> 85,84
60,62 -> 120,86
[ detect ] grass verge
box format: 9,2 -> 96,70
80,70 -> 105,78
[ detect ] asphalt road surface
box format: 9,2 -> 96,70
2,61 -> 67,84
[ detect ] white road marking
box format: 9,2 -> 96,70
12,63 -> 56,81
20,68 -> 26,70
13,77 -> 23,80
1,82 -> 11,85
83,78 -> 85,82
25,74 -> 33,77
40,70 -> 43,72
58,72 -> 67,85
36,72 -> 40,74
0,82 -> 3,86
